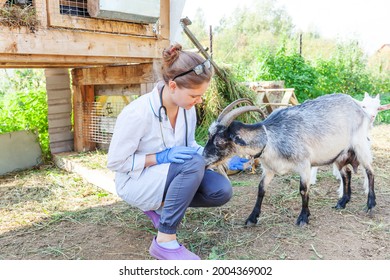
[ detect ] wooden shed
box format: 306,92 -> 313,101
0,0 -> 172,154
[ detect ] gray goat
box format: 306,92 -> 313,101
203,94 -> 376,226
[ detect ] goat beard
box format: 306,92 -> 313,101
206,159 -> 230,178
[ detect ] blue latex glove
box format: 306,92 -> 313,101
228,156 -> 250,170
156,146 -> 198,164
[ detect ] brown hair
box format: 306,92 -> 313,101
161,43 -> 214,89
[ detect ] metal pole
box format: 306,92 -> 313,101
180,17 -> 226,82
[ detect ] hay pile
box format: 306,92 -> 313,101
0,4 -> 38,31
195,67 -> 264,144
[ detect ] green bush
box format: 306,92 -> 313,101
251,46 -> 319,101
0,69 -> 50,160
313,42 -> 376,95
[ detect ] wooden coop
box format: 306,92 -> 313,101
246,81 -> 299,115
0,0 -> 171,153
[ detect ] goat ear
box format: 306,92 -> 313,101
231,134 -> 246,146
378,104 -> 390,111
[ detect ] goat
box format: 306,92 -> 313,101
203,94 -> 376,226
311,93 -> 390,198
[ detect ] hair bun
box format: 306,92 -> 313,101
163,43 -> 182,66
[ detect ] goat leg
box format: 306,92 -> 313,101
365,168 -> 376,212
245,174 -> 269,226
334,167 -> 352,209
296,178 -> 311,226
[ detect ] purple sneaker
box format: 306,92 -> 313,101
149,237 -> 201,260
143,210 -> 160,229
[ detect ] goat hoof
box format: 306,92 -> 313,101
365,207 -> 375,217
333,203 -> 346,210
296,216 -> 309,227
296,220 -> 308,227
367,198 -> 376,210
244,219 -> 257,227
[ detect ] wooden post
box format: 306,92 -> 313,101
72,69 -> 96,152
159,0 -> 170,40
45,68 -> 74,154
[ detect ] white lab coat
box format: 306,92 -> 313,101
107,82 -> 203,211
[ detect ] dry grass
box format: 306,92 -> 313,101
0,125 -> 389,260
0,5 -> 39,31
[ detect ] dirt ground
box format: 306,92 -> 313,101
0,125 -> 389,260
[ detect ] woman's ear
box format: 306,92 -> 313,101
168,80 -> 177,91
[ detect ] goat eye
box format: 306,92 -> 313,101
216,138 -> 226,146
362,106 -> 366,109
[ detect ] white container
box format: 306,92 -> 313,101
88,0 -> 160,24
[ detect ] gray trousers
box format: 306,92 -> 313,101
158,154 -> 232,234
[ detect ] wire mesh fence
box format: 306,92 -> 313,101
59,0 -> 89,17
76,101 -> 128,145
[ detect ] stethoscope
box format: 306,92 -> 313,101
159,85 -> 188,147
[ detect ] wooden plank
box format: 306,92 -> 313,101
260,94 -> 273,114
159,0 -> 170,40
47,112 -> 71,119
46,83 -> 73,91
49,130 -> 74,142
0,53 -> 154,68
34,0 -> 48,28
49,126 -> 73,135
140,83 -> 147,95
72,83 -> 96,152
46,76 -> 70,87
52,153 -> 115,193
48,117 -> 72,129
46,89 -> 71,100
72,64 -> 156,86
95,84 -> 141,96
45,68 -> 73,152
44,68 -> 70,77
280,91 -> 293,105
47,98 -> 71,106
47,0 -> 156,37
0,28 -> 167,59
290,92 -> 299,105
50,140 -> 74,154
257,88 -> 295,92
48,103 -> 72,114
72,84 -> 83,152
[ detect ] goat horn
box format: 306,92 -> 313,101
217,98 -> 254,122
219,105 -> 265,127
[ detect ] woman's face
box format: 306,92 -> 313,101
170,81 -> 210,110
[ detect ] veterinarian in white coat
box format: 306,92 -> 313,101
107,44 -> 232,260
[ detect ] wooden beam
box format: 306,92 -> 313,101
0,28 -> 166,58
0,54 -> 153,68
159,0 -> 170,40
72,63 -> 157,86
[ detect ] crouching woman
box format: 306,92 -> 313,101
107,43 -> 232,260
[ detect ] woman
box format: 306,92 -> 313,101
107,44 -> 233,260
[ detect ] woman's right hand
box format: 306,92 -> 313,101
156,146 -> 197,164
